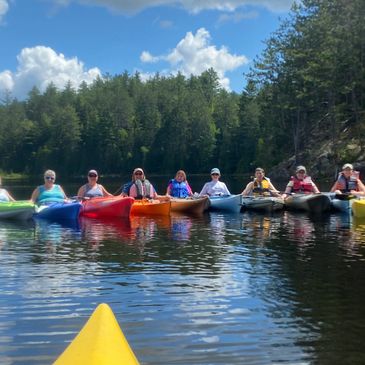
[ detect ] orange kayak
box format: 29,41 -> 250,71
81,196 -> 134,218
131,200 -> 171,216
170,197 -> 208,214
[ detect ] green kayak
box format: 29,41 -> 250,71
0,200 -> 35,220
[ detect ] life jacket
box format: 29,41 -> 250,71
134,179 -> 152,200
335,171 -> 360,193
170,179 -> 190,198
252,177 -> 270,195
291,176 -> 314,193
122,181 -> 133,195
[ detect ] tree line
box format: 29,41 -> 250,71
0,0 -> 364,178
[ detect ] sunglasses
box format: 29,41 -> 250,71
134,172 -> 143,175
45,176 -> 55,180
88,174 -> 97,178
211,173 -> 219,176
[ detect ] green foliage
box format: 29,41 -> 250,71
1,0 -> 364,177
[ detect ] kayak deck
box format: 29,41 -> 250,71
53,303 -> 139,365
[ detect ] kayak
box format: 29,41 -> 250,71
351,199 -> 365,218
131,199 -> 171,216
0,200 -> 35,220
241,196 -> 284,212
170,196 -> 208,214
208,194 -> 242,213
284,193 -> 331,213
35,201 -> 82,220
81,196 -> 134,218
53,303 -> 140,365
329,193 -> 355,213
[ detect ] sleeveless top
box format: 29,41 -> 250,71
37,184 -> 65,204
83,184 -> 103,198
0,189 -> 10,202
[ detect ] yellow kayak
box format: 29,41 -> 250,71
53,303 -> 140,365
352,199 -> 365,218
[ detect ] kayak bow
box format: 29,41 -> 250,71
53,303 -> 140,365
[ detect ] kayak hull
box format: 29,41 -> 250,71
352,199 -> 365,218
170,197 -> 208,214
35,202 -> 82,220
81,196 -> 134,218
208,195 -> 242,213
242,196 -> 284,212
131,200 -> 171,216
0,201 -> 35,220
285,193 -> 331,213
53,303 -> 139,365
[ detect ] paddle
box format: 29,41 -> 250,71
334,193 -> 355,201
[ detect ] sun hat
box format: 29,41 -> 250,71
296,165 -> 306,173
210,168 -> 220,175
342,163 -> 353,170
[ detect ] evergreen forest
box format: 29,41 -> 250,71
1,0 -> 364,177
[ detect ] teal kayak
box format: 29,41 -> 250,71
0,200 -> 35,220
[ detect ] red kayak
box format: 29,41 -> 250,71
80,196 -> 134,218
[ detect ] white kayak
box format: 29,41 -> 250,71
284,193 -> 331,213
242,196 -> 284,212
208,194 -> 242,213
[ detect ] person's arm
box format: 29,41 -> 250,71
282,182 -> 293,199
330,181 -> 340,193
129,184 -> 137,198
5,190 -> 15,201
59,185 -> 68,200
312,182 -> 320,194
353,179 -> 365,196
268,182 -> 281,197
100,185 -> 113,197
241,182 -> 253,196
199,183 -> 209,196
186,182 -> 193,196
166,182 -> 173,196
222,182 -> 231,195
77,185 -> 86,198
30,187 -> 39,203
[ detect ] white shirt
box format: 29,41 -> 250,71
199,181 -> 231,196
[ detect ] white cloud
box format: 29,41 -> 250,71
140,51 -> 159,63
217,10 -> 259,25
140,28 -> 248,90
0,46 -> 101,99
52,0 -> 294,14
0,0 -> 9,24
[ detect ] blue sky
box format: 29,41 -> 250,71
0,0 -> 294,99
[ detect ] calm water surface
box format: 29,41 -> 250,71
1,178 -> 365,365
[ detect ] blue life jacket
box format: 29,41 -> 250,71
170,179 -> 190,198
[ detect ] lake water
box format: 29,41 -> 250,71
1,177 -> 365,365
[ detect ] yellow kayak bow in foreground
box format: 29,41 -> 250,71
53,303 -> 140,365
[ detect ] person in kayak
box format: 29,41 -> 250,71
282,165 -> 320,198
0,176 -> 16,202
166,170 -> 193,198
77,169 -> 113,199
241,167 -> 281,197
123,168 -> 169,201
330,163 -> 365,196
31,170 -> 68,205
199,168 -> 231,196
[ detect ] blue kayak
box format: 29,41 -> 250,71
34,201 -> 82,220
208,194 -> 242,213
